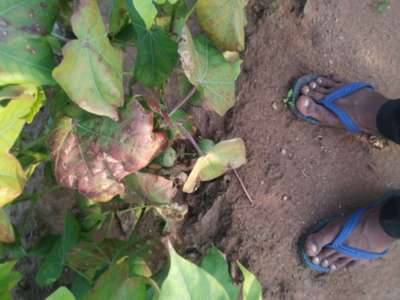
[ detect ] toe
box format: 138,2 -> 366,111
315,86 -> 331,95
332,257 -> 354,271
318,249 -> 337,262
301,85 -> 311,95
309,81 -> 318,89
331,75 -> 348,84
296,96 -> 342,126
307,91 -> 325,102
316,77 -> 336,88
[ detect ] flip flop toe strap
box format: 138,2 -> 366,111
326,208 -> 388,260
321,82 -> 374,133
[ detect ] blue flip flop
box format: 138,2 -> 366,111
287,74 -> 374,133
299,192 -> 399,273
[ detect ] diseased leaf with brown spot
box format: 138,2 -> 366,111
0,208 -> 14,243
48,101 -> 168,202
0,0 -> 59,86
53,0 -> 124,120
124,172 -> 177,204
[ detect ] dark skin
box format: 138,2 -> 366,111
297,75 -> 396,271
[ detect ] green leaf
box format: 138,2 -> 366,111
133,0 -> 157,30
0,0 -> 59,86
124,172 -> 177,204
126,0 -> 178,86
110,0 -> 129,34
0,261 -> 21,300
160,243 -> 230,300
48,101 -> 167,203
179,27 -> 242,116
152,147 -> 177,168
46,287 -> 76,300
237,262 -> 262,300
0,208 -> 14,243
198,139 -> 215,154
128,256 -> 152,278
0,86 -> 40,152
201,247 -> 239,300
196,0 -> 247,51
135,28 -> 178,86
183,138 -> 246,193
0,153 -> 26,207
71,273 -> 92,300
53,0 -> 124,120
35,212 -> 81,286
86,260 -> 146,300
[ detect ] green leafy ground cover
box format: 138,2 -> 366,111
0,0 -> 261,299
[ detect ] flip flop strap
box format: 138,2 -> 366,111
326,208 -> 388,260
321,82 -> 374,133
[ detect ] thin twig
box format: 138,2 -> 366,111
233,169 -> 254,204
51,32 -> 70,43
169,86 -> 197,116
176,123 -> 204,155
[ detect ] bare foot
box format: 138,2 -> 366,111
304,205 -> 396,271
296,75 -> 389,134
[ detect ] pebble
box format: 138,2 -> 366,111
282,194 -> 289,201
272,102 -> 279,110
281,148 -> 287,155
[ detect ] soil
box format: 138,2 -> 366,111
182,0 -> 400,299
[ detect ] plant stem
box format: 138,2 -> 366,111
233,169 -> 254,204
51,32 -> 70,43
176,123 -> 204,155
168,86 -> 197,116
21,134 -> 49,152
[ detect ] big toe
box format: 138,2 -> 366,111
296,96 -> 341,126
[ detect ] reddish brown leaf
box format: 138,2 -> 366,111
48,101 -> 168,202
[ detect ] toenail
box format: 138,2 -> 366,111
312,257 -> 320,265
303,86 -> 310,94
303,98 -> 310,108
322,259 -> 329,267
317,78 -> 323,84
309,243 -> 317,254
330,264 -> 337,271
310,82 -> 317,89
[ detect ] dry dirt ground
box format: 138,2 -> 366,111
183,0 -> 400,299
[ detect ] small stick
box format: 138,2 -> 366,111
169,86 -> 197,116
233,169 -> 254,205
176,123 -> 204,155
51,32 -> 70,43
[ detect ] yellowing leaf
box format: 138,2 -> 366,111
125,172 -> 177,204
0,0 -> 59,86
183,138 -> 246,193
0,208 -> 14,243
53,0 -> 124,120
0,153 -> 26,207
48,101 -> 168,202
0,87 -> 39,152
196,0 -> 247,51
237,262 -> 262,300
179,27 -> 241,116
